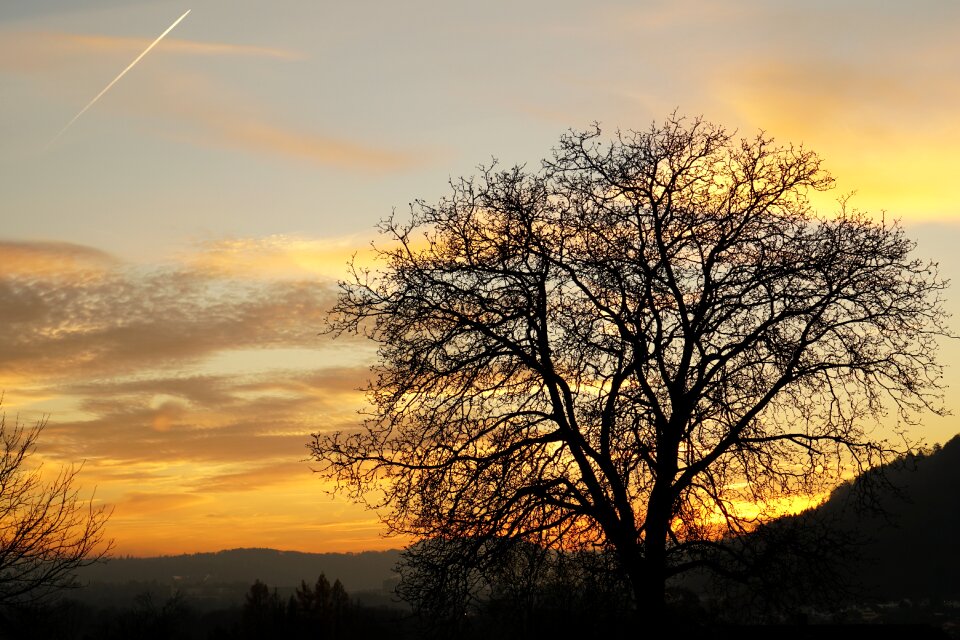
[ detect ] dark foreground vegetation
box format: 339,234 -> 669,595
2,576 -> 956,640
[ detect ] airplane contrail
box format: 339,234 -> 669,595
46,9 -> 191,149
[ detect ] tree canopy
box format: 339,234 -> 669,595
310,115 -> 949,617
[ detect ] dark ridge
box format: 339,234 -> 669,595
785,434 -> 960,600
75,548 -> 402,593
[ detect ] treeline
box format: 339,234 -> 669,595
235,575 -> 350,639
1,574 -> 406,640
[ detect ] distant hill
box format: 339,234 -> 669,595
75,547 -> 402,593
800,434 -> 960,600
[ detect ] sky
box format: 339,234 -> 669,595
2,0 -> 959,557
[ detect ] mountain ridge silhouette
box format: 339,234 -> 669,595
787,433 -> 960,600
75,547 -> 402,593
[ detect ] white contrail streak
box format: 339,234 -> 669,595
47,9 -> 191,149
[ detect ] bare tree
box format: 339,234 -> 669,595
1,408 -> 112,608
310,115 -> 950,619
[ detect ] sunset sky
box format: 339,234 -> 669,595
2,0 -> 959,557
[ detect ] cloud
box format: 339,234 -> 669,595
0,31 -> 302,73
28,357 -> 378,556
0,240 -> 117,276
114,491 -> 207,517
18,377 -> 364,470
49,33 -> 305,60
33,365 -> 370,464
0,277 -> 335,381
531,0 -> 960,222
190,462 -> 310,494
0,237 -> 382,486
126,72 -> 428,171
163,105 -> 426,171
0,237 -> 388,390
210,120 -> 419,171
23,361 -> 373,557
0,260 -> 337,383
172,97 -> 429,172
183,235 -> 376,280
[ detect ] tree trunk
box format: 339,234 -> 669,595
630,463 -> 675,623
618,527 -> 667,625
635,529 -> 668,624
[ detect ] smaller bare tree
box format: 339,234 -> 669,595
1,407 -> 112,609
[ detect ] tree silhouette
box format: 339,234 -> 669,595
0,407 -> 112,610
290,573 -> 350,638
310,115 -> 950,619
241,579 -> 283,639
329,578 -> 348,633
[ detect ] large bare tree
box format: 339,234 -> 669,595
310,115 -> 949,617
1,409 -> 112,609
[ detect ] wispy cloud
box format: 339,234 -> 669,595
0,238 -> 372,468
151,80 -> 428,170
0,240 -> 117,276
123,73 -> 428,171
114,491 -> 207,516
192,118 -> 421,171
41,367 -> 368,465
183,235 -> 375,279
50,33 -> 306,60
191,462 -> 310,494
0,31 -> 303,73
1,237 -> 377,387
0,269 -> 336,381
